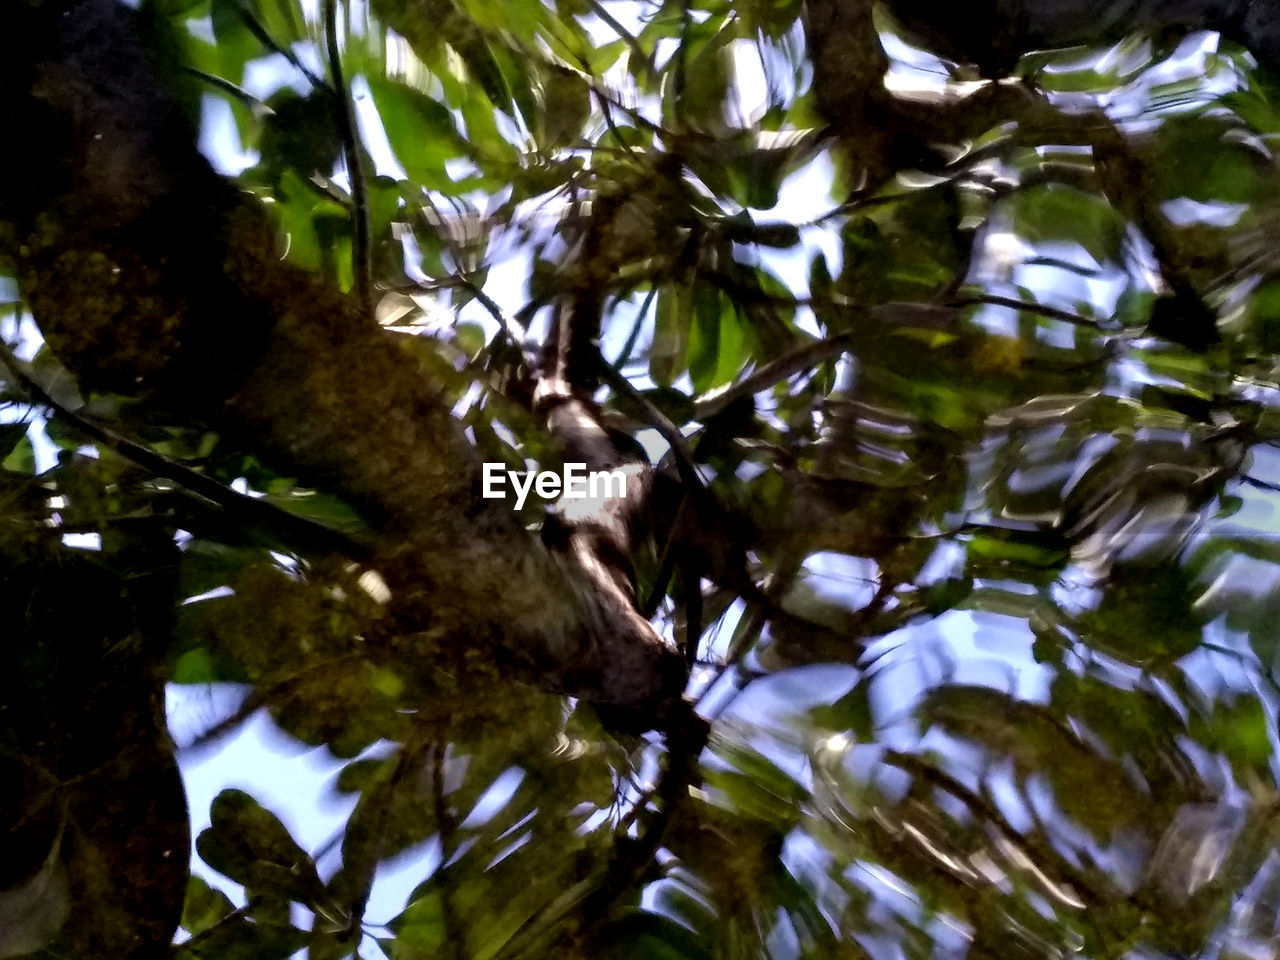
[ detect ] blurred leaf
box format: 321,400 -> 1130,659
0,422 -> 30,459
1190,696 -> 1274,781
259,90 -> 343,183
1077,562 -> 1205,665
707,733 -> 808,827
967,532 -> 1068,568
596,909 -> 715,960
809,685 -> 875,741
539,68 -> 590,148
181,917 -> 310,960
678,22 -> 737,133
1,432 -> 34,474
1010,184 -> 1126,264
196,789 -> 329,908
386,893 -> 446,958
367,77 -> 468,190
171,647 -> 220,684
652,284 -> 692,386
1152,115 -> 1268,204
209,0 -> 261,81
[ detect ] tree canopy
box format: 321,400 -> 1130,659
4,0 -> 1280,957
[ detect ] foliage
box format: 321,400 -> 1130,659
5,0 -> 1280,958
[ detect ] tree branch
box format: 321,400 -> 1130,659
0,0 -> 685,726
324,0 -> 374,319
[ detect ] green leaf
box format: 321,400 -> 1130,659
181,917 -> 310,960
181,875 -> 236,936
538,68 -> 590,149
1010,184 -> 1126,264
0,421 -> 32,469
209,0 -> 261,82
333,757 -> 383,795
171,647 -> 219,685
809,686 -> 875,742
262,488 -> 367,533
1152,114 -> 1267,204
1,433 -> 34,474
270,169 -> 344,272
676,20 -> 737,133
626,387 -> 696,426
652,284 -> 692,386
367,77 -> 467,190
967,533 -> 1067,568
1190,696 -> 1273,778
706,742 -> 807,826
259,90 -> 343,182
687,283 -> 724,393
597,909 -> 714,960
197,789 -> 328,908
1077,562 -> 1205,665
386,893 -> 447,957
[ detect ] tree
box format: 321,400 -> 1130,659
3,0 -> 1280,956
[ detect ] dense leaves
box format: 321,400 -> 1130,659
7,0 -> 1280,958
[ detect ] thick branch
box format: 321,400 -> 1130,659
882,0 -> 1280,76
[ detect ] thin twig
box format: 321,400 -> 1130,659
882,749 -> 1105,907
459,274 -> 529,345
693,330 -> 856,419
183,67 -> 267,110
585,0 -> 654,73
230,0 -> 330,92
682,562 -> 702,667
949,293 -> 1107,329
324,0 -> 374,318
673,0 -> 691,125
592,84 -> 631,153
640,489 -> 691,619
576,71 -> 668,139
614,285 -> 658,370
593,350 -> 705,491
432,739 -> 468,960
1023,255 -> 1107,277
173,897 -> 265,955
1242,473 -> 1280,493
